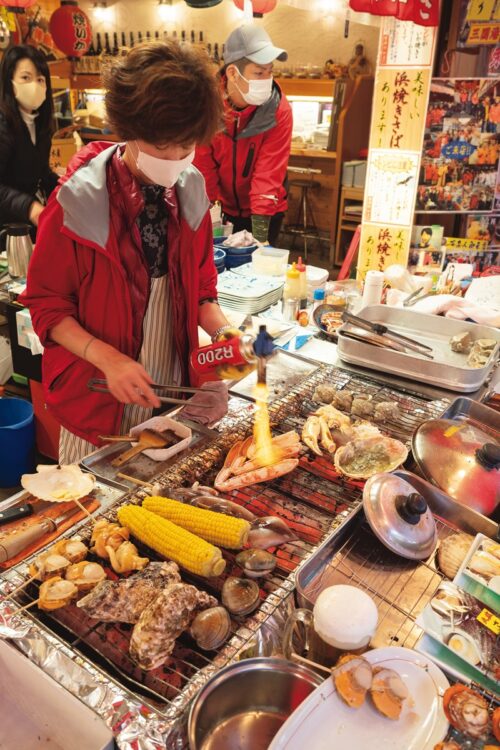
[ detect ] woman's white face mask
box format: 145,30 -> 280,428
234,70 -> 273,107
12,80 -> 46,111
135,144 -> 195,188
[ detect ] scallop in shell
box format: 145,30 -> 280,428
236,549 -> 276,578
190,606 -> 231,650
65,561 -> 106,592
29,553 -> 70,580
221,577 -> 260,616
21,464 -> 95,502
334,436 -> 408,479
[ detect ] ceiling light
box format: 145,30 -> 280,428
158,0 -> 177,23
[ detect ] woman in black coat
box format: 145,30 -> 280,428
0,45 -> 58,231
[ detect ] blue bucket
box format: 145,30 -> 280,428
0,397 -> 35,487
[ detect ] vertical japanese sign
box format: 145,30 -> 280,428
357,15 -> 439,279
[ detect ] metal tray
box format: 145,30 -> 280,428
229,349 -> 321,402
80,418 -> 217,490
337,305 -> 500,393
439,396 -> 500,434
295,471 -> 498,652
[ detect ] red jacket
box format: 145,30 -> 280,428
20,142 -> 217,446
194,80 -> 292,218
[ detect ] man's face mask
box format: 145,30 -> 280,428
233,69 -> 273,106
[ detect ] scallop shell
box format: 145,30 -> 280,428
190,606 -> 231,650
235,549 -> 276,578
437,533 -> 474,579
334,436 -> 408,479
21,464 -> 95,502
221,577 -> 260,616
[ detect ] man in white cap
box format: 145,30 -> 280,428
194,24 -> 292,245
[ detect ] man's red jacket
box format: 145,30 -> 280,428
194,80 -> 293,218
20,142 -> 217,445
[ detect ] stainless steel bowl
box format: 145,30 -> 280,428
312,303 -> 345,341
188,657 -> 322,750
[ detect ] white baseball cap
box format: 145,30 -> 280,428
224,24 -> 288,66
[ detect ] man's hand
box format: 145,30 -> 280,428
101,353 -> 161,408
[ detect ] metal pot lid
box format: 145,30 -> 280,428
413,418 -> 500,517
363,473 -> 438,560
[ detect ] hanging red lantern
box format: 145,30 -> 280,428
0,0 -> 37,10
49,0 -> 92,58
349,0 -> 439,27
233,0 -> 277,18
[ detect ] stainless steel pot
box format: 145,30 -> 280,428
188,657 -> 322,750
0,223 -> 33,279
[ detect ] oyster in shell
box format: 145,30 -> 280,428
21,464 -> 95,502
436,533 -> 474,580
334,436 -> 408,479
312,384 -> 336,404
190,606 -> 231,650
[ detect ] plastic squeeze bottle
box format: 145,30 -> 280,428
296,256 -> 308,309
283,262 -> 300,301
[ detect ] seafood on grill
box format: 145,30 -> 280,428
373,401 -> 400,423
247,516 -> 297,549
302,415 -> 322,455
106,540 -> 149,574
351,395 -> 375,419
65,561 -> 106,592
129,582 -> 217,670
369,667 -> 409,720
332,654 -> 373,709
436,533 -> 474,580
38,576 -> 78,611
313,384 -> 337,404
189,494 -> 256,522
77,561 -> 181,623
334,436 -> 408,479
91,519 -> 129,559
214,432 -> 300,492
21,463 -> 95,502
332,390 -> 354,413
51,538 -> 88,564
221,576 -> 260,616
29,553 -> 71,581
190,606 -> 231,650
236,548 -> 277,578
443,684 -> 491,740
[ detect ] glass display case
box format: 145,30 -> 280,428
288,95 -> 332,148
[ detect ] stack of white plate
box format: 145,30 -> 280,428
217,270 -> 284,314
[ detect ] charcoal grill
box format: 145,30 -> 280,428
0,363 -> 453,747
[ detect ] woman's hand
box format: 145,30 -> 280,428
29,201 -> 45,226
101,353 -> 161,408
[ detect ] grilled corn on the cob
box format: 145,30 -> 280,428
117,505 -> 226,578
143,496 -> 250,549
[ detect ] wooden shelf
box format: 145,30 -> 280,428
289,147 -> 336,159
279,78 -> 336,98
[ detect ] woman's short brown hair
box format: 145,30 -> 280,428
102,41 -> 223,146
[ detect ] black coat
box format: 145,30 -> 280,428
0,111 -> 59,227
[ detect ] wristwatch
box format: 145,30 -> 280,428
210,324 -> 236,343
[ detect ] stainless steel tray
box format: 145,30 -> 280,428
337,305 -> 500,393
80,418 -> 217,490
439,396 -> 500,434
295,471 -> 498,652
229,349 -> 320,402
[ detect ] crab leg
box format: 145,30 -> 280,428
232,445 -> 301,476
215,458 -> 299,491
319,417 -> 336,454
302,416 -> 322,456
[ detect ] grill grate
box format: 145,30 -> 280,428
3,363 -> 452,728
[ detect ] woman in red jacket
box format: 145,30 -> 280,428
194,25 -> 292,246
21,42 -> 234,463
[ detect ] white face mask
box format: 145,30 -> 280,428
12,80 -> 46,111
234,71 -> 273,106
135,144 -> 195,188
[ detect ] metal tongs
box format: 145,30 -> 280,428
341,311 -> 434,359
87,378 -> 210,407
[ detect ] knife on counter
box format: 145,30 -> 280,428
0,503 -> 35,527
0,504 -> 88,563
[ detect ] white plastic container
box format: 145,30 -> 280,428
130,414 -> 192,461
252,246 -> 290,276
362,270 -> 384,307
306,265 -> 329,301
